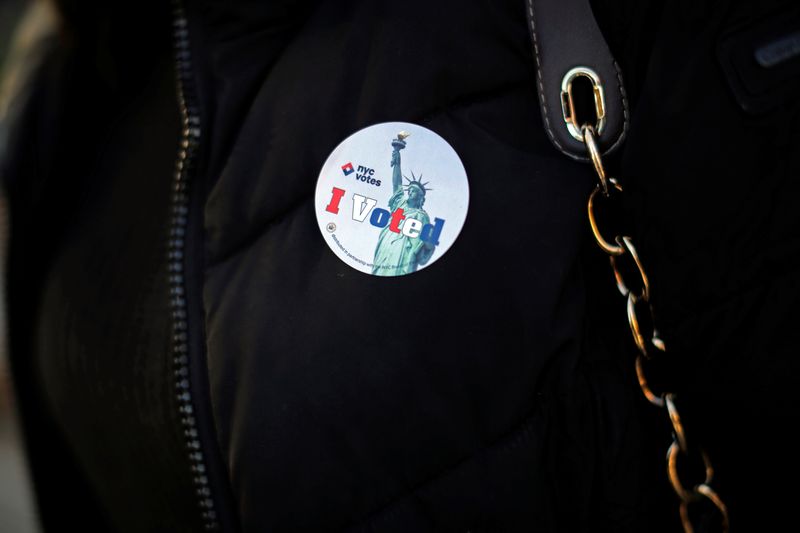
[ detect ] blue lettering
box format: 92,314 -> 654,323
370,208 -> 391,228
420,218 -> 445,245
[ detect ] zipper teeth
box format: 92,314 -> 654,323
170,4 -> 220,531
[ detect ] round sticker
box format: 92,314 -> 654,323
314,122 -> 469,277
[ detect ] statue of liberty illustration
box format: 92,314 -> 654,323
372,132 -> 436,276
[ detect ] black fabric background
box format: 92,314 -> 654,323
2,3 -> 208,531
1,0 -> 798,532
607,1 -> 800,531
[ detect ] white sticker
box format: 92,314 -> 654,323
314,122 -> 469,277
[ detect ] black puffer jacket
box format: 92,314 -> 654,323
3,1 -> 798,532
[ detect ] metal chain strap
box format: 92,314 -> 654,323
581,124 -> 730,533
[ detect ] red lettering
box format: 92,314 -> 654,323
325,187 -> 346,214
389,208 -> 405,233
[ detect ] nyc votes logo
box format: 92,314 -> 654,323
341,161 -> 381,187
314,122 -> 469,277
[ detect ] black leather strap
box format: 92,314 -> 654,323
525,0 -> 629,160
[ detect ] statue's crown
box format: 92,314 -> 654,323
403,170 -> 432,195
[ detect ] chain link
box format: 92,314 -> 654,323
580,125 -> 729,533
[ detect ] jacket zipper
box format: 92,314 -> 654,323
170,3 -> 220,530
